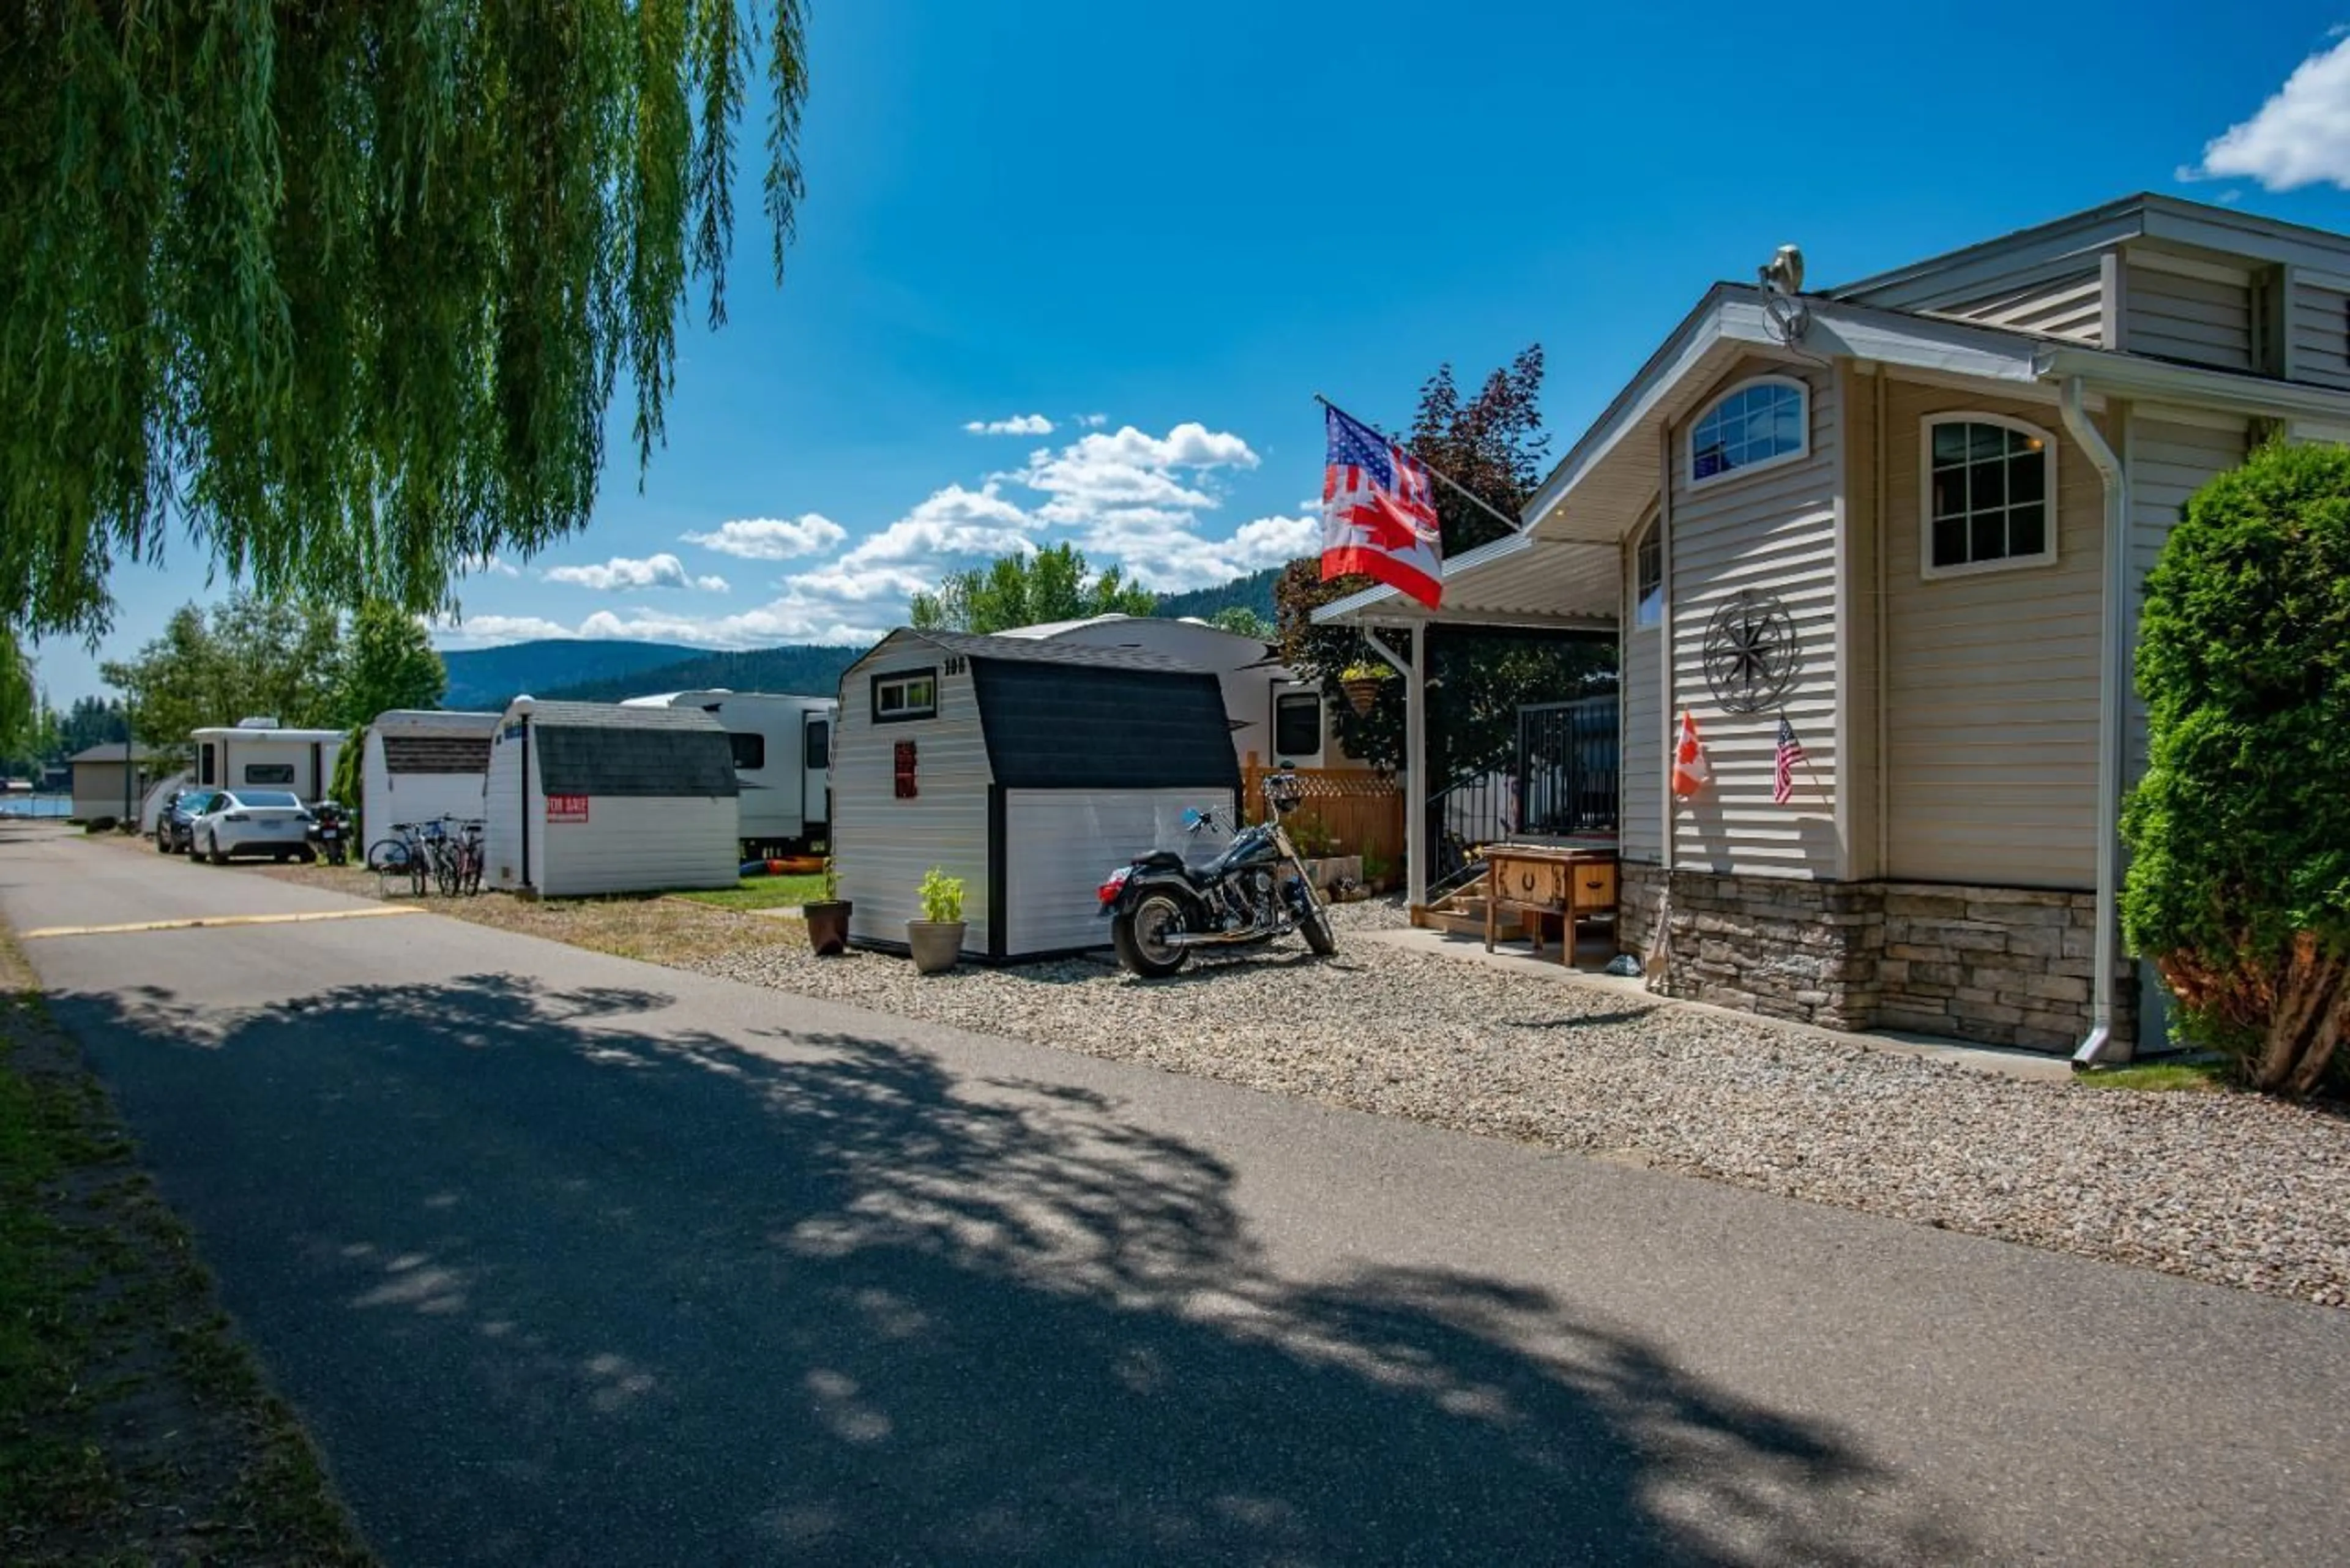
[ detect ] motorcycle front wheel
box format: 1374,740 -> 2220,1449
1112,892 -> 1192,978
1297,897 -> 1337,957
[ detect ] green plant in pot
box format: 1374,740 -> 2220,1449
908,865 -> 967,975
805,856 -> 852,957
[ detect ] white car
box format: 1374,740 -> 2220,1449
190,789 -> 315,865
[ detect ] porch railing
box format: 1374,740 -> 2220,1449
1422,694 -> 1620,903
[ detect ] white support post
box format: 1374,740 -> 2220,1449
1407,629 -> 1427,909
1362,625 -> 1426,909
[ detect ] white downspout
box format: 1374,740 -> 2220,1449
2057,376 -> 2126,1068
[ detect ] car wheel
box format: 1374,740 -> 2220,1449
155,830 -> 171,854
207,836 -> 228,867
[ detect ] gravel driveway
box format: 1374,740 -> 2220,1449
693,898 -> 2350,1309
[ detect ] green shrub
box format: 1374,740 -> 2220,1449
2122,439 -> 2350,1094
917,865 -> 964,924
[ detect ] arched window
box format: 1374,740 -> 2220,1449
1688,376 -> 1808,488
1920,414 -> 2057,577
1633,515 -> 1663,629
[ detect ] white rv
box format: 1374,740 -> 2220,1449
618,689 -> 836,856
189,719 -> 345,804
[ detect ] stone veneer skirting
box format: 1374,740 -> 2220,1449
1613,864 -> 2135,1053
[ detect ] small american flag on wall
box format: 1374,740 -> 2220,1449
1774,715 -> 1805,805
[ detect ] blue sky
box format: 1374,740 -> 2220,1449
33,0 -> 2350,703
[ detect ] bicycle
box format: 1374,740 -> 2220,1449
365,820 -> 431,897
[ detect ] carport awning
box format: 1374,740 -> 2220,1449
1313,529 -> 1621,632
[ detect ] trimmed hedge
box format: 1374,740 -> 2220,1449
2122,439 -> 2350,1093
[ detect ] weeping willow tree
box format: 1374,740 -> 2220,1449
0,2 -> 809,643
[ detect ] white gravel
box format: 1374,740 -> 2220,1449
689,898 -> 2350,1310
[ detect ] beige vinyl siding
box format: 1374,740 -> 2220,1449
1931,267 -> 2104,343
1881,379 -> 2106,890
1840,364 -> 1882,879
1002,787 -> 1236,955
834,646 -> 995,954
2124,262 -> 2255,371
1668,361 -> 1840,879
1619,526 -> 1663,864
2288,275 -> 2350,389
2125,414 -> 2248,780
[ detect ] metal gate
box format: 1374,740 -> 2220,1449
1515,696 -> 1618,835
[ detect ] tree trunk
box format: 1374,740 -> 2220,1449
2253,935 -> 2347,1096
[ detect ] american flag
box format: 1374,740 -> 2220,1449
1321,404 -> 1442,607
1774,715 -> 1805,805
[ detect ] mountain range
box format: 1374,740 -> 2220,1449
436,565 -> 1291,711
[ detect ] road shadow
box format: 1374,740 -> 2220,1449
44,973 -> 1965,1566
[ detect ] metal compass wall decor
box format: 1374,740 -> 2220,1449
1701,591 -> 1799,714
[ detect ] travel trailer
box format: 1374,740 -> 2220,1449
619,689 -> 835,856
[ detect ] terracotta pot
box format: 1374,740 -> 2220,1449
1343,676 -> 1384,716
907,919 -> 967,975
804,900 -> 853,957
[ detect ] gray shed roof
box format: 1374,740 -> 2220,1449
68,742 -> 163,764
518,701 -> 739,798
372,709 -> 500,737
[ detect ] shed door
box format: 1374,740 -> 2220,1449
1002,788 -> 1234,957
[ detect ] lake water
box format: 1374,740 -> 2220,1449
0,794 -> 73,819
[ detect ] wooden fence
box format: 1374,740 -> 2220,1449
1240,762 -> 1404,875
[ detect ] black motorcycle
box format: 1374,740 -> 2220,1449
1097,771 -> 1336,977
307,801 -> 351,867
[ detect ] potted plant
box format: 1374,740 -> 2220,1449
908,865 -> 967,975
804,857 -> 853,957
1340,661 -> 1391,716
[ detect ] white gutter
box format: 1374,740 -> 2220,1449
2056,376 -> 2127,1069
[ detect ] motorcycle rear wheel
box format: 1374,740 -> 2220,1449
1112,892 -> 1191,978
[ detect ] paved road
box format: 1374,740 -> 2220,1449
6,822 -> 2348,1566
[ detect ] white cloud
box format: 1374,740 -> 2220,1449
963,413 -> 1055,436
429,613 -> 577,648
543,553 -> 729,592
1078,413 -> 1108,428
459,553 -> 523,578
681,513 -> 846,561
835,482 -> 1037,566
1015,422 -> 1258,526
2187,36 -> 2350,189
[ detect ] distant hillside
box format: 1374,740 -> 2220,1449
1156,565 -> 1281,624
439,639 -> 707,711
535,644 -> 868,704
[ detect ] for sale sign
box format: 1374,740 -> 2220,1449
546,793 -> 590,823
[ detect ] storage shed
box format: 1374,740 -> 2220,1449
361,710 -> 499,835
483,699 -> 740,898
833,629 -> 1242,961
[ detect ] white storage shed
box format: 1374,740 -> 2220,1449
483,699 -> 740,898
361,710 -> 499,835
190,720 -> 345,804
833,629 -> 1242,962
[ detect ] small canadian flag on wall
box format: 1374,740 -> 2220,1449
1671,712 -> 1710,799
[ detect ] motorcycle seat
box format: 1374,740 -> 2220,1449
1131,849 -> 1186,873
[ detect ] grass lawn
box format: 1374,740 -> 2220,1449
0,930 -> 372,1564
2078,1056 -> 2236,1092
674,873 -> 827,912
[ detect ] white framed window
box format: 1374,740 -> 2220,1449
1920,414 -> 2057,578
1687,376 -> 1808,489
1633,516 -> 1663,629
872,670 -> 938,723
1273,692 -> 1322,760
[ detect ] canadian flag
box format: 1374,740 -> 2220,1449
1671,711 -> 1711,799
